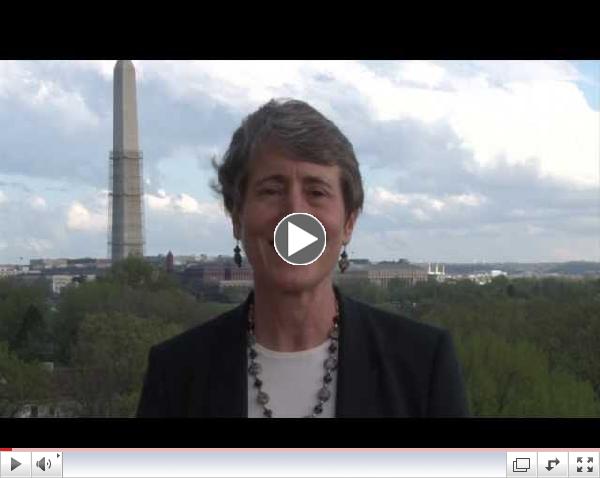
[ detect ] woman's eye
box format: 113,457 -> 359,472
260,189 -> 281,196
310,190 -> 326,198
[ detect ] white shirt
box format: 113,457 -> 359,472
247,340 -> 337,418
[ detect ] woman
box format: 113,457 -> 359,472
137,98 -> 469,417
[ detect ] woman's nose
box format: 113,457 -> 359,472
282,187 -> 309,216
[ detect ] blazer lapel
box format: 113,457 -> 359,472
334,286 -> 381,417
202,292 -> 253,417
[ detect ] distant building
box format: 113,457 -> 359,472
335,260 -> 428,287
0,265 -> 20,278
369,261 -> 429,287
219,279 -> 254,289
348,258 -> 371,267
427,263 -> 446,282
51,275 -> 73,295
67,258 -> 96,268
166,251 -> 174,273
13,270 -> 45,287
30,258 -> 68,270
28,257 -> 109,273
179,261 -> 254,295
173,254 -> 207,266
96,259 -> 113,269
49,274 -> 95,295
467,273 -> 492,285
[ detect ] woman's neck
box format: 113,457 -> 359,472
251,280 -> 338,352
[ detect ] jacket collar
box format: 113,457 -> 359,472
334,286 -> 381,417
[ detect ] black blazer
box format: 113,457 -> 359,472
137,286 -> 469,417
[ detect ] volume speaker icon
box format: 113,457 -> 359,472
36,457 -> 51,471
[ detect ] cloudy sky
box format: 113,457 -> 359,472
0,60 -> 598,264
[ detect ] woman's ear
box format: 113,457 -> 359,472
342,210 -> 358,244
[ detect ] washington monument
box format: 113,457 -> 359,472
109,60 -> 145,261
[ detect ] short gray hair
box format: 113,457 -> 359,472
211,98 -> 364,219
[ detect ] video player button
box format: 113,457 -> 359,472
274,213 -> 326,266
507,452 -> 537,477
569,452 -> 599,477
539,452 -> 568,477
31,452 -> 62,477
1,452 -> 31,477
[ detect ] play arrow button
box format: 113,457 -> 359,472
274,213 -> 326,265
11,458 -> 21,471
288,221 -> 318,256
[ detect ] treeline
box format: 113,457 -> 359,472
1,259 -> 599,417
0,258 -> 236,417
337,276 -> 600,416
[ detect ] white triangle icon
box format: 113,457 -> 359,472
288,221 -> 318,256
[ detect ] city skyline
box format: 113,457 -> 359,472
0,60 -> 598,264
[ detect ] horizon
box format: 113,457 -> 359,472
4,254 -> 600,267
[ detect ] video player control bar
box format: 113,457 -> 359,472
1,450 -> 598,477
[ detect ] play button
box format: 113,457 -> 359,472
11,458 -> 21,471
1,453 -> 31,476
274,213 -> 326,265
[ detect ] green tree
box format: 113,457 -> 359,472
104,256 -> 177,291
0,341 -> 52,417
0,278 -> 49,346
456,332 -> 599,416
13,304 -> 50,362
52,278 -> 233,364
70,312 -> 181,416
336,279 -> 389,304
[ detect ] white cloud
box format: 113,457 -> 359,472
95,189 -> 109,209
6,60 -> 595,187
397,60 -> 447,88
30,195 -> 47,210
449,77 -> 598,186
67,201 -> 106,232
367,187 -> 487,217
56,59 -> 596,189
356,61 -> 597,187
448,193 -> 486,207
140,60 -> 308,112
526,225 -> 546,236
134,60 -> 598,188
471,60 -> 581,84
370,187 -> 411,207
160,144 -> 222,171
0,190 -> 6,204
174,193 -> 201,213
509,209 -> 528,218
146,189 -> 171,210
429,199 -> 446,211
0,61 -> 100,131
411,208 -> 430,222
25,238 -> 53,254
69,60 -> 125,81
145,190 -> 224,220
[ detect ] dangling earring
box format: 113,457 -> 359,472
234,240 -> 242,268
338,244 -> 349,273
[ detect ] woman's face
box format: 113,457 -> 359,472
233,146 -> 357,293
